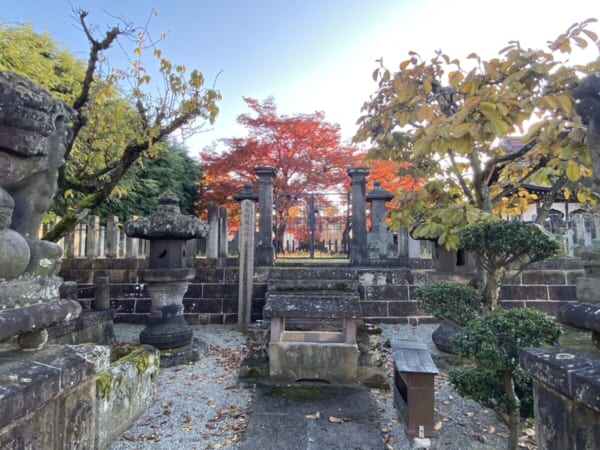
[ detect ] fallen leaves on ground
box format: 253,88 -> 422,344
328,416 -> 346,424
121,433 -> 135,441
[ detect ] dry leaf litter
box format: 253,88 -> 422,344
108,323 -> 538,449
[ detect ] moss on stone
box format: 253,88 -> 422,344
111,345 -> 136,362
96,371 -> 124,399
118,347 -> 155,374
96,371 -> 113,399
242,367 -> 261,378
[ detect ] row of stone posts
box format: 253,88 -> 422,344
232,165 -> 401,268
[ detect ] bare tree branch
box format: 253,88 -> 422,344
534,175 -> 568,224
446,149 -> 475,204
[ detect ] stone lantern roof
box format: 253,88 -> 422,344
366,181 -> 394,202
233,182 -> 259,202
125,191 -> 208,240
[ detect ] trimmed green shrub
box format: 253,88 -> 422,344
459,219 -> 559,269
448,307 -> 562,449
459,219 -> 560,311
415,280 -> 481,326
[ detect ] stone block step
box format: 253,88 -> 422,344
268,278 -> 359,292
266,290 -> 360,304
268,267 -> 359,281
264,295 -> 362,319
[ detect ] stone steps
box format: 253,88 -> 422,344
264,267 -> 362,322
268,278 -> 359,292
268,267 -> 359,281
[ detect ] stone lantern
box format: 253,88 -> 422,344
125,192 -> 208,350
366,180 -> 395,259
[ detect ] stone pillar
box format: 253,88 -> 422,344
233,182 -> 259,257
238,200 -> 255,327
206,202 -> 219,259
255,166 -> 276,266
77,223 -> 85,257
65,229 -> 75,258
125,216 -> 140,258
86,215 -> 100,258
348,167 -> 370,265
218,207 -> 228,258
105,216 -> 120,258
98,225 -> 105,257
93,276 -> 111,310
397,228 -> 409,258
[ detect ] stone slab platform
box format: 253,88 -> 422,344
237,385 -> 385,450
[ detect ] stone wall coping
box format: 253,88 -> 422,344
521,347 -> 600,414
0,344 -> 109,428
556,302 -> 600,332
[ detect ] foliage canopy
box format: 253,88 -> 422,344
355,19 -> 600,250
199,97 -> 362,228
0,12 -> 220,240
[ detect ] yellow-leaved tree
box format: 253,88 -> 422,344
0,9 -> 221,240
355,18 -> 600,250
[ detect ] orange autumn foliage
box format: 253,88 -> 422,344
197,97 -> 363,230
366,159 -> 424,194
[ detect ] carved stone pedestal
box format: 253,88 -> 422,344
139,269 -> 195,350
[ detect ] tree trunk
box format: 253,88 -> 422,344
502,371 -> 520,450
480,267 -> 505,312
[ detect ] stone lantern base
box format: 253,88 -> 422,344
140,314 -> 193,350
139,269 -> 207,367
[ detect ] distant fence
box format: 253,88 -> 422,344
41,215 -> 205,259
40,212 -> 599,260
41,214 -> 434,260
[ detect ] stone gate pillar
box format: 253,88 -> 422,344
255,166 -> 276,266
234,182 -> 259,327
348,167 -> 370,265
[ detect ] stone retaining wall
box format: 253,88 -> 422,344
59,257 -> 583,324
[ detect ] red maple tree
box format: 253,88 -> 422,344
367,159 -> 424,193
198,97 -> 363,232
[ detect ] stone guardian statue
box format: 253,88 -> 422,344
0,70 -> 81,349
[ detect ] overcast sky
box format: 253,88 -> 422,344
2,0 -> 598,156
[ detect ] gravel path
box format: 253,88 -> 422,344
108,325 -> 252,449
108,323 -> 534,450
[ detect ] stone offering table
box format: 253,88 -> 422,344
126,192 -> 208,363
264,269 -> 363,384
265,296 -> 362,384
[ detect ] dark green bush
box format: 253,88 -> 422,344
449,362 -> 534,418
459,219 -> 560,270
448,307 -> 562,418
415,280 -> 481,325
